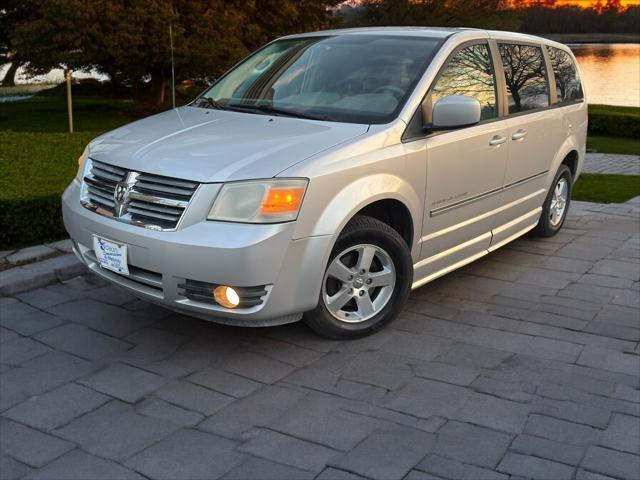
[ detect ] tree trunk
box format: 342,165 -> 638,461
151,69 -> 166,106
1,62 -> 20,87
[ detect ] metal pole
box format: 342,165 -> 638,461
169,24 -> 176,109
66,69 -> 74,133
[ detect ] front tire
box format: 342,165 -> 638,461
304,215 -> 413,339
533,164 -> 572,237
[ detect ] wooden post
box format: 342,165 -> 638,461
66,69 -> 74,133
170,24 -> 176,109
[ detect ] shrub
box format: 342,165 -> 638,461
1,196 -> 67,248
588,105 -> 640,139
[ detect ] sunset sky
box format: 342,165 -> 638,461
556,0 -> 640,6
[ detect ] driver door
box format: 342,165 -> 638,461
416,42 -> 508,285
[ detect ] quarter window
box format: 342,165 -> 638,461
547,47 -> 584,104
499,43 -> 550,113
430,43 -> 498,121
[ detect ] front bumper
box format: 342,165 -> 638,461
62,181 -> 333,326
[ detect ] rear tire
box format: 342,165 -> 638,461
304,215 -> 413,339
533,164 -> 572,237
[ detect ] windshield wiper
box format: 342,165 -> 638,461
194,97 -> 226,110
229,103 -> 328,121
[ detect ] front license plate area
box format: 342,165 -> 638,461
93,236 -> 129,275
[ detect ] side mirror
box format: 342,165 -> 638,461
428,95 -> 481,130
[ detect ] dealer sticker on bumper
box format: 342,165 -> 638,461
93,236 -> 129,275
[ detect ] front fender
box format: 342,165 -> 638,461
293,173 -> 423,261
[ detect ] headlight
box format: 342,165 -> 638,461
75,146 -> 91,182
208,179 -> 308,223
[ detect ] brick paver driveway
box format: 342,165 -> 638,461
1,202 -> 639,480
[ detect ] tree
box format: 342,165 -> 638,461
347,0 -> 521,31
6,0 -> 342,105
0,0 -> 39,86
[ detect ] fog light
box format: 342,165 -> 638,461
213,286 -> 240,309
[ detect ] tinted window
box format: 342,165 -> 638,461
201,35 -> 442,124
547,47 -> 584,103
430,43 -> 497,121
499,43 -> 550,113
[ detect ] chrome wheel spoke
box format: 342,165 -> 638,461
355,293 -> 375,318
368,267 -> 394,287
326,287 -> 352,311
356,245 -> 376,273
327,259 -> 354,282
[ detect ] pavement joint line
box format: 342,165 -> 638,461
1,202 -> 638,479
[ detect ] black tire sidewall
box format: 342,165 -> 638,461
305,216 -> 413,338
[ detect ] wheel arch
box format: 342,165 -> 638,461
294,173 -> 423,261
549,135 -> 583,188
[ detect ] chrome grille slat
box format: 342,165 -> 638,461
87,186 -> 116,205
135,181 -> 195,198
91,168 -> 123,183
92,160 -> 126,177
129,200 -> 184,216
128,191 -> 188,208
128,208 -> 179,222
85,176 -> 117,191
137,173 -> 198,190
81,159 -> 198,230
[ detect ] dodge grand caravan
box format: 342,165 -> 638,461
62,27 -> 587,338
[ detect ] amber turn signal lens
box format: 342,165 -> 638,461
260,187 -> 305,215
213,286 -> 240,309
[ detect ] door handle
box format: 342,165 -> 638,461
489,135 -> 507,146
511,129 -> 527,141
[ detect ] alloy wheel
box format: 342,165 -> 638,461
322,244 -> 396,323
549,177 -> 568,227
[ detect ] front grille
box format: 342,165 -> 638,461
82,159 -> 199,230
179,279 -> 267,309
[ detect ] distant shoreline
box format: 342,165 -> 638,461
537,33 -> 640,44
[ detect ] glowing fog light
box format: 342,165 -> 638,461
213,286 -> 240,309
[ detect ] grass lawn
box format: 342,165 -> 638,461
587,135 -> 640,156
0,95 -> 136,202
573,173 -> 640,203
0,95 -> 136,132
0,95 -> 139,248
588,104 -> 640,118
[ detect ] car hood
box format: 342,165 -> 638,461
88,106 -> 369,183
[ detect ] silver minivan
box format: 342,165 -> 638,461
62,27 -> 587,338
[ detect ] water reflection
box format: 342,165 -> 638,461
570,43 -> 640,107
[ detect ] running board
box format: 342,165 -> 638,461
411,221 -> 537,290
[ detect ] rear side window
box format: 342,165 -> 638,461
498,43 -> 550,114
547,47 -> 584,104
430,43 -> 498,121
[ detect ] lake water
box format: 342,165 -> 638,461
570,43 -> 640,107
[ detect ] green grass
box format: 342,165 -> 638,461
0,95 -> 138,201
588,104 -> 640,118
0,95 -> 139,248
0,131 -> 98,201
0,95 -> 136,133
587,135 -> 640,155
573,173 -> 640,203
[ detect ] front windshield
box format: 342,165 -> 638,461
198,34 -> 443,124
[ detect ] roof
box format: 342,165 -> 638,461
283,26 -> 465,39
283,27 -> 569,51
